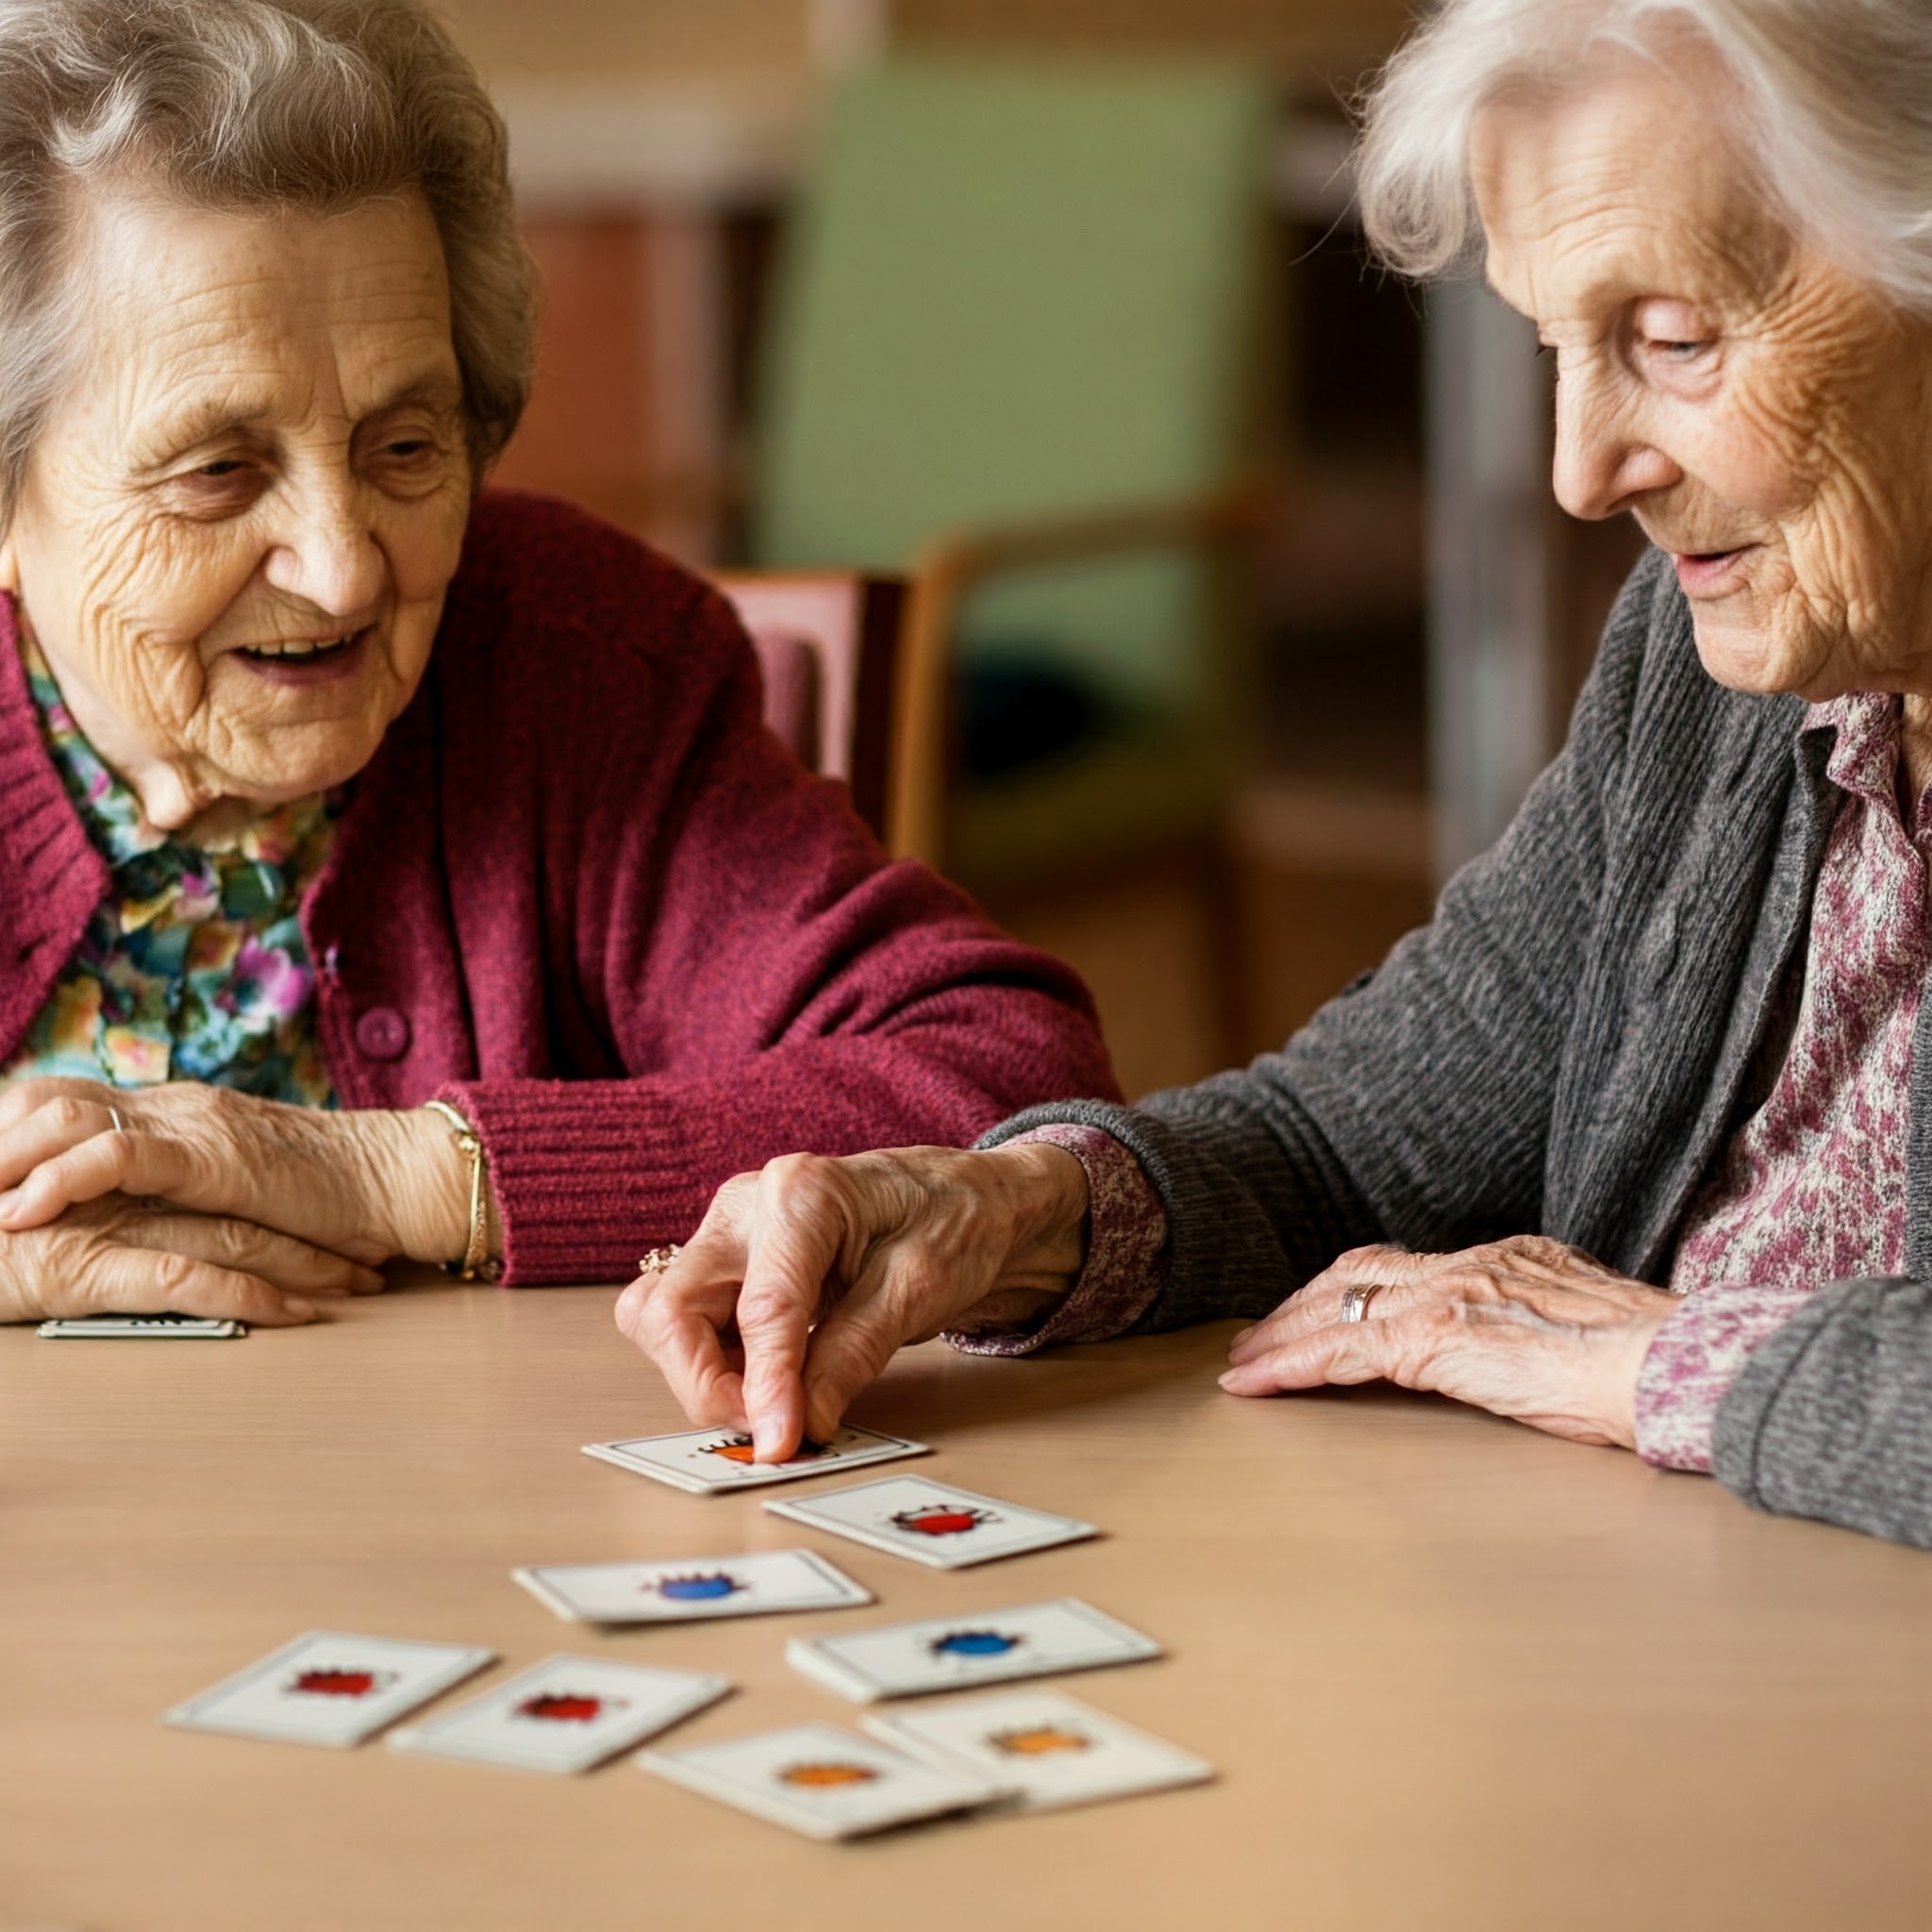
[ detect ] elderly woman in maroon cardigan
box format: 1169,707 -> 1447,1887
0,0 -> 1114,1324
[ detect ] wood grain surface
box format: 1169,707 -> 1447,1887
4,1279 -> 1929,1931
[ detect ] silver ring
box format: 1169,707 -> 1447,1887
107,1106 -> 126,1135
638,1245 -> 683,1275
1340,1283 -> 1388,1324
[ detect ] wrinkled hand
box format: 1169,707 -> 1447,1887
615,1143 -> 1091,1461
1219,1235 -> 1679,1446
0,1077 -> 469,1267
0,1191 -> 382,1325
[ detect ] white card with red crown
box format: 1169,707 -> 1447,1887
582,1424 -> 927,1494
388,1656 -> 732,1774
163,1632 -> 496,1749
763,1475 -> 1099,1570
638,1721 -> 1007,1840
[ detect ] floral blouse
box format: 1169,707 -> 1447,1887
0,641 -> 337,1105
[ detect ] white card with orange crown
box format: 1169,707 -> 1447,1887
637,1721 -> 1007,1840
581,1424 -> 927,1494
861,1688 -> 1214,1814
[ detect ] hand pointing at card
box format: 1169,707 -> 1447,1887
614,1143 -> 1091,1459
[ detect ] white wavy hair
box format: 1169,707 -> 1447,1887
0,0 -> 537,527
1356,0 -> 1932,311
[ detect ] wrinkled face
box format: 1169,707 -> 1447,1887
1474,48 -> 1932,703
0,190 -> 473,832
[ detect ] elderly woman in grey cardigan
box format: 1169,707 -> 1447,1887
621,0 -> 1932,1551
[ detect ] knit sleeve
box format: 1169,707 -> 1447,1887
441,578 -> 1119,1286
974,552 -> 1667,1333
1710,1276 -> 1932,1548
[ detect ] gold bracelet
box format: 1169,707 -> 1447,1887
422,1099 -> 491,1281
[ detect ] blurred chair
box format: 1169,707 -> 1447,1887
747,58 -> 1277,890
712,570 -> 908,844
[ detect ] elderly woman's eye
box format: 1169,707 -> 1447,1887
196,458 -> 247,478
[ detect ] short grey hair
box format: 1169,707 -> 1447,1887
1356,0 -> 1932,312
0,0 -> 536,525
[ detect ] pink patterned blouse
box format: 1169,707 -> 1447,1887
960,693 -> 1924,1475
1639,692 -> 1924,1470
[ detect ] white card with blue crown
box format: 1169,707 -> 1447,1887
511,1548 -> 872,1624
786,1598 -> 1162,1702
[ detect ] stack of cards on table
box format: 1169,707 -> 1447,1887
512,1548 -> 872,1624
582,1424 -> 927,1493
764,1476 -> 1098,1569
786,1598 -> 1162,1701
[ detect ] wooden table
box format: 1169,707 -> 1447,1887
5,1281 -> 1929,1931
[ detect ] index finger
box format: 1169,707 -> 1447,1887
617,1250 -> 753,1429
735,1163 -> 847,1462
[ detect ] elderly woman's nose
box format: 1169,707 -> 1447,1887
263,498 -> 387,618
1550,367 -> 1679,522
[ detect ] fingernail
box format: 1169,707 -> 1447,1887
1231,1324 -> 1255,1347
1217,1370 -> 1239,1390
0,1190 -> 17,1220
285,1297 -> 316,1320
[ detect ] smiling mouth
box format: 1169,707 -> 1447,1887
239,629 -> 362,664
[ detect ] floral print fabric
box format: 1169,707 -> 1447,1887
1640,692 -> 1928,1472
0,641 -> 337,1105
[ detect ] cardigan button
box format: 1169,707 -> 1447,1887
354,1007 -> 411,1061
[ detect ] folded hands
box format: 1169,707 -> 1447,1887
0,1076 -> 476,1324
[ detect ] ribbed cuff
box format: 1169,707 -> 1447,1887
946,1124 -> 1168,1357
439,1077 -> 726,1287
1634,1281 -> 1813,1473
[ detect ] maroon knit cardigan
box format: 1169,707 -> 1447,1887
0,491 -> 1119,1283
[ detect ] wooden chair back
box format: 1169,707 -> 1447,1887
710,571 -> 908,849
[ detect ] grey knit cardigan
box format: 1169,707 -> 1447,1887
989,546 -> 1932,1551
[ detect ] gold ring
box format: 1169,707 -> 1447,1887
638,1245 -> 683,1275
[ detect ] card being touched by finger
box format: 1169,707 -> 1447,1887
582,1424 -> 928,1494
